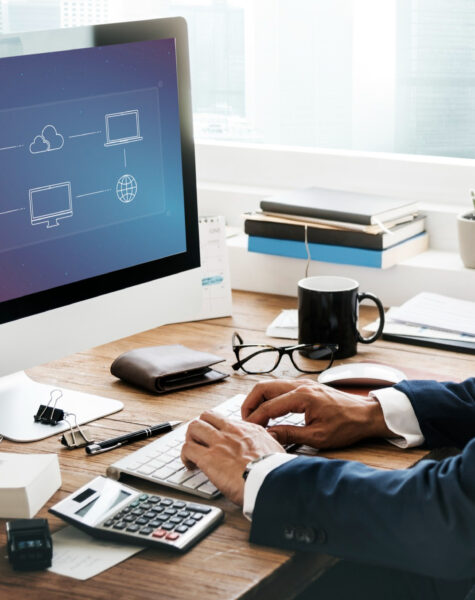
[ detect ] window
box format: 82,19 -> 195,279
2,0 -> 475,160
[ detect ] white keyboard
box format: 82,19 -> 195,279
107,394 -> 305,499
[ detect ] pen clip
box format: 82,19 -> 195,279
85,442 -> 122,455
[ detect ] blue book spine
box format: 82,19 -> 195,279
247,236 -> 407,268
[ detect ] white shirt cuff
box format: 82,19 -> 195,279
243,453 -> 298,521
370,387 -> 425,448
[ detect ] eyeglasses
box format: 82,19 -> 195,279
231,332 -> 337,375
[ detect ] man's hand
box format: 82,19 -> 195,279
242,379 -> 393,449
181,411 -> 285,506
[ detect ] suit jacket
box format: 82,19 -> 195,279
250,378 -> 475,584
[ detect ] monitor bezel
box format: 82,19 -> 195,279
0,17 -> 200,325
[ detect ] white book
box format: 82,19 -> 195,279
0,452 -> 61,518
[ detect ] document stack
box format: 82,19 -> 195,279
244,187 -> 428,269
365,292 -> 475,354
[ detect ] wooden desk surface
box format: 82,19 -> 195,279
1,290 -> 473,600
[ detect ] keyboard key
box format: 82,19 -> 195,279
169,458 -> 185,471
124,515 -> 135,523
103,520 -> 114,527
126,524 -> 140,532
183,519 -> 196,527
144,511 -> 156,518
182,472 -> 209,490
136,518 -> 148,525
140,527 -> 153,535
113,522 -> 126,530
192,513 -> 203,521
170,516 -> 183,525
152,529 -> 166,538
173,501 -> 186,509
176,526 -> 188,534
137,464 -> 155,475
149,496 -> 161,504
152,466 -> 177,480
164,508 -> 177,516
161,523 -> 174,531
139,494 -> 149,501
160,499 -> 173,506
155,514 -> 168,522
177,511 -> 190,518
287,413 -> 304,424
167,467 -> 197,485
198,482 -> 219,496
165,532 -> 179,541
149,520 -> 161,528
147,458 -> 168,470
187,504 -> 212,514
132,508 -> 144,516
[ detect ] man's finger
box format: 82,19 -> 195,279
241,379 -> 312,419
186,418 -> 221,446
181,438 -> 208,470
245,389 -> 308,426
199,410 -> 235,432
267,424 -> 310,446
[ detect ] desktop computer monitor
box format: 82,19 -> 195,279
0,18 -> 202,440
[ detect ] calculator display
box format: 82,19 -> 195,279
75,489 -> 131,521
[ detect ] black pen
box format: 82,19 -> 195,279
85,421 -> 182,455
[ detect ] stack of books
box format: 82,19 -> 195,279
244,187 -> 428,269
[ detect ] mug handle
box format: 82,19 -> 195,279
357,292 -> 385,344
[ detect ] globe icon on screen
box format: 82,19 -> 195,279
116,174 -> 137,203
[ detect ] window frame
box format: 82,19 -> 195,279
196,140 -> 474,209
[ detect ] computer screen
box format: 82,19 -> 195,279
0,19 -> 202,440
0,31 -> 196,320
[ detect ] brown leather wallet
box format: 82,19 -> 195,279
110,344 -> 228,394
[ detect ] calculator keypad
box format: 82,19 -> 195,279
101,493 -> 214,547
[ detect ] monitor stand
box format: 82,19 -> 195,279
0,371 -> 123,442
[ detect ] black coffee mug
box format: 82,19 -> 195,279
298,276 -> 385,359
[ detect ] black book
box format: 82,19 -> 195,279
260,187 -> 419,225
244,214 -> 426,250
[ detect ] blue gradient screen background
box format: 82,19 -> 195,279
0,38 -> 186,303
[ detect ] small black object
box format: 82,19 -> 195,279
34,404 -> 65,425
6,519 -> 53,571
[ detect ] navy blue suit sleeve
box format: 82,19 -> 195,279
251,441 -> 475,580
395,377 -> 475,448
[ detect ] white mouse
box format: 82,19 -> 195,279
317,362 -> 406,387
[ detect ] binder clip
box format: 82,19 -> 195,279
34,388 -> 94,449
60,413 -> 94,450
34,389 -> 65,425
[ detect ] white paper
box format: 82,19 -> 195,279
197,216 -> 232,319
266,309 -> 298,339
48,526 -> 143,580
388,293 -> 475,336
366,308 -> 475,342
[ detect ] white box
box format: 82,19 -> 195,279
0,452 -> 61,518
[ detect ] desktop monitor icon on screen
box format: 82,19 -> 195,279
104,110 -> 143,146
29,182 -> 73,229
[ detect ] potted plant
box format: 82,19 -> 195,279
457,191 -> 475,268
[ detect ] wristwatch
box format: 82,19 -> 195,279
242,454 -> 275,480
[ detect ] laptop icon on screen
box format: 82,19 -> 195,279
104,109 -> 143,146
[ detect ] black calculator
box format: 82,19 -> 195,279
49,476 -> 223,552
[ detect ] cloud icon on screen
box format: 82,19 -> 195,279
29,125 -> 64,154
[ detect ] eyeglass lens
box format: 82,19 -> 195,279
237,345 -> 280,373
290,346 -> 334,373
